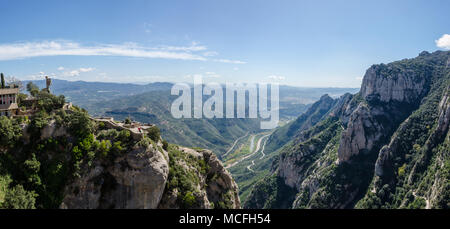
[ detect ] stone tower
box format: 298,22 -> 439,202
45,76 -> 52,92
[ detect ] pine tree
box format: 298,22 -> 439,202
1,73 -> 5,88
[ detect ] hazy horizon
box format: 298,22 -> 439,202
22,77 -> 362,89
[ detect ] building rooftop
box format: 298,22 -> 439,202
0,103 -> 18,111
0,87 -> 19,95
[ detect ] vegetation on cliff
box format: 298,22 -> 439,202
0,83 -> 239,209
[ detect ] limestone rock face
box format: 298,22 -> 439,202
60,143 -> 169,209
338,104 -> 385,162
436,87 -> 450,135
278,151 -> 307,190
338,62 -> 432,163
21,120 -> 68,144
60,142 -> 240,209
40,120 -> 68,140
360,64 -> 427,104
59,165 -> 105,209
158,147 -> 240,209
202,150 -> 240,209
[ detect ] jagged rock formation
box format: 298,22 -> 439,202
245,50 -> 450,209
158,147 -> 240,209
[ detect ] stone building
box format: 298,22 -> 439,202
0,87 -> 19,117
0,73 -> 20,117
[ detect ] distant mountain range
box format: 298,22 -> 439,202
25,79 -> 357,156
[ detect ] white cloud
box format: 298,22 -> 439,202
268,75 -> 285,80
67,70 -> 81,77
79,67 -> 95,72
63,67 -> 95,77
0,40 -> 247,65
205,72 -> 221,78
436,34 -> 450,50
213,59 -> 246,64
0,40 -> 207,61
23,72 -> 47,80
203,51 -> 219,57
158,41 -> 207,52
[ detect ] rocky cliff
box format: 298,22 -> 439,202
0,104 -> 240,209
58,123 -> 240,209
60,140 -> 169,209
158,147 -> 240,209
245,50 -> 450,209
61,143 -> 240,209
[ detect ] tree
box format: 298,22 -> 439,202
0,116 -> 22,151
66,110 -> 94,139
36,91 -> 65,113
147,126 -> 161,142
1,184 -> 37,209
1,73 -> 5,88
17,93 -> 28,108
162,140 -> 169,150
26,82 -> 39,97
23,154 -> 42,187
124,117 -> 132,124
182,191 -> 196,208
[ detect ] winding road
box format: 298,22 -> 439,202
247,135 -> 269,172
222,131 -> 249,158
226,134 -> 270,169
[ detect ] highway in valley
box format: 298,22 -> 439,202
225,133 -> 270,169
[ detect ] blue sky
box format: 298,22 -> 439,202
0,0 -> 449,87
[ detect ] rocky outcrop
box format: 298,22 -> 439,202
40,120 -> 68,140
360,64 -> 428,104
158,147 -> 240,209
337,103 -> 385,162
60,142 -> 240,209
202,150 -> 240,209
61,141 -> 169,209
338,59 -> 433,163
436,87 -> 450,136
278,149 -> 311,190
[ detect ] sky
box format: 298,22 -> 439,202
0,0 -> 449,88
